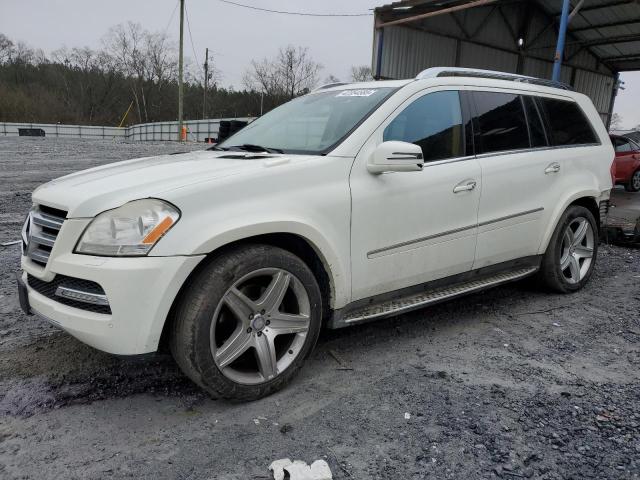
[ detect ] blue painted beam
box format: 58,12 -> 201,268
552,0 -> 571,82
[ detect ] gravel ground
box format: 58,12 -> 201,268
0,137 -> 639,479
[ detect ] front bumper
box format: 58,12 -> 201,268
20,219 -> 204,355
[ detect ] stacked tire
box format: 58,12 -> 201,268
217,121 -> 231,142
217,120 -> 248,143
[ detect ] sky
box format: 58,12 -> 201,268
1,0 -> 638,129
614,72 -> 640,130
0,0 -> 381,87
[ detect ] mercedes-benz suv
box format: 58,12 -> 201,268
18,68 -> 614,400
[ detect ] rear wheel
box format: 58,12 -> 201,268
625,170 -> 640,192
538,205 -> 598,293
170,244 -> 322,401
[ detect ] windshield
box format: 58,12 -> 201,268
217,87 -> 396,154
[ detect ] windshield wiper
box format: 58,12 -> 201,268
228,144 -> 284,154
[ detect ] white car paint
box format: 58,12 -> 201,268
21,74 -> 613,355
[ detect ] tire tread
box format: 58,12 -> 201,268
537,205 -> 598,293
169,244 -> 322,401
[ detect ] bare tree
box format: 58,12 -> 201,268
145,31 -> 178,85
243,57 -> 280,96
0,33 -> 13,64
101,22 -> 178,123
102,22 -> 146,122
323,74 -> 341,85
11,41 -> 36,65
610,113 -> 623,130
244,45 -> 322,98
0,29 -> 304,124
53,46 -> 99,71
351,65 -> 373,82
51,46 -> 121,122
279,46 -> 322,97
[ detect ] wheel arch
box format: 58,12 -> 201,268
570,197 -> 600,227
157,232 -> 337,352
538,192 -> 600,255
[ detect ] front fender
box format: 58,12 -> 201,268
154,217 -> 351,309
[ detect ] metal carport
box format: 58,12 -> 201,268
372,0 -> 640,127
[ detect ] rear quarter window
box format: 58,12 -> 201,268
538,98 -> 598,146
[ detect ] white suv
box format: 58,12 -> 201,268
18,68 -> 613,400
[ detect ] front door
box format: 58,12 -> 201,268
349,89 -> 481,301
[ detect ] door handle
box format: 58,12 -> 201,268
453,180 -> 477,193
545,162 -> 561,174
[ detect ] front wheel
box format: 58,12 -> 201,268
538,205 -> 598,293
170,244 -> 322,401
625,170 -> 640,192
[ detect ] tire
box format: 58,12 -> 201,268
624,170 -> 640,192
170,244 -> 323,401
538,205 -> 598,293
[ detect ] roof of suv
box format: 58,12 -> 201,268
315,68 -> 576,98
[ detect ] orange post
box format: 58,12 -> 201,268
180,126 -> 187,141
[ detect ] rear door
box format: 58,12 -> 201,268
469,90 -> 555,268
471,91 -> 600,269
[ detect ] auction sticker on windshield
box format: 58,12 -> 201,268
336,89 -> 378,97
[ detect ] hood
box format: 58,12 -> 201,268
32,150 -> 311,217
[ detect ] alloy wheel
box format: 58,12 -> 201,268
210,268 -> 311,385
633,171 -> 640,191
559,217 -> 595,284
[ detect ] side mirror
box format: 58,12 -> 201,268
367,141 -> 424,174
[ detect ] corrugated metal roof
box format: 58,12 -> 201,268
372,0 -> 622,125
376,0 -> 640,72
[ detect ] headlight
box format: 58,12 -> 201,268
75,199 -> 180,256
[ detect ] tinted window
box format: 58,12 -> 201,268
625,131 -> 640,144
539,98 -> 598,146
620,137 -> 640,151
614,137 -> 632,153
383,90 -> 464,162
524,96 -> 548,147
473,92 -> 529,154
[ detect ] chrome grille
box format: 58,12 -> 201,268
24,205 -> 67,267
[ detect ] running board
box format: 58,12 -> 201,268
330,267 -> 538,328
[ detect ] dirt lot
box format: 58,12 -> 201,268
0,137 -> 639,479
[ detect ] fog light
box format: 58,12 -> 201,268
55,286 -> 109,306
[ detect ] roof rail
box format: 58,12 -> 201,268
415,67 -> 573,91
313,82 -> 351,92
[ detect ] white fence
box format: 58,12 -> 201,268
0,118 -> 253,142
1,122 -> 125,139
127,118 -> 253,142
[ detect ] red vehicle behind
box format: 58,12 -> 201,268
610,135 -> 640,192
